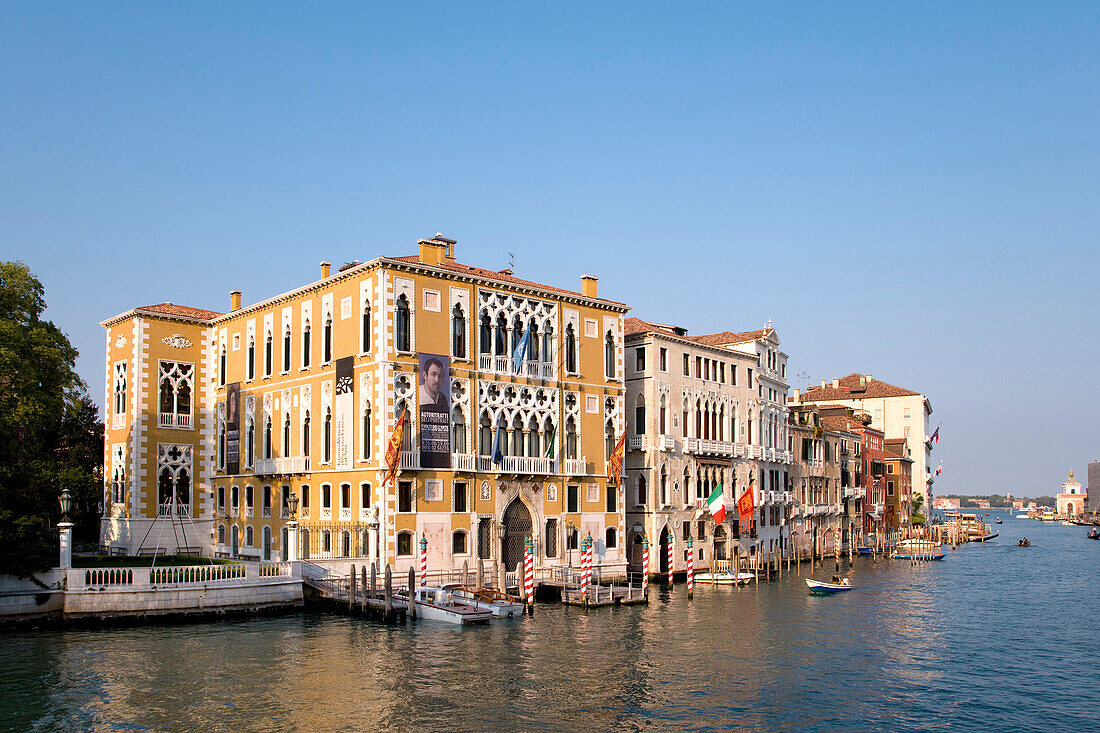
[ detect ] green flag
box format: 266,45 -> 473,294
544,426 -> 556,458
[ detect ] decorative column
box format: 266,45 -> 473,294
58,488 -> 74,570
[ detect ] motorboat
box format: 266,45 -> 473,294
441,584 -> 525,618
692,570 -> 755,586
806,578 -> 852,594
1087,530 -> 1099,541
1015,514 -> 1029,519
892,539 -> 946,560
396,586 -> 493,624
1017,538 -> 1031,547
994,518 -> 1002,524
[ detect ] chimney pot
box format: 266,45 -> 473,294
821,379 -> 826,388
230,290 -> 242,312
417,235 -> 450,266
832,378 -> 839,389
581,274 -> 598,298
320,261 -> 331,278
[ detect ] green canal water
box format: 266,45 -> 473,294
2,513 -> 1097,732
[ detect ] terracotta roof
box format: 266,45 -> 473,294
138,303 -> 223,320
821,415 -> 875,434
625,317 -> 656,336
687,327 -> 773,346
800,373 -> 921,402
387,255 -> 627,307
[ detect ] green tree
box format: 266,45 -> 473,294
911,493 -> 926,525
0,261 -> 101,576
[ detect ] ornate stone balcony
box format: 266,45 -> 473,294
254,456 -> 310,476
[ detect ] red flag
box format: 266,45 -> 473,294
737,476 -> 756,525
605,432 -> 627,486
381,409 -> 408,488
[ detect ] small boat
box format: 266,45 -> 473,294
692,571 -> 755,586
982,531 -> 999,541
1017,538 -> 1031,547
1087,530 -> 1099,540
396,586 -> 493,624
892,539 -> 947,560
806,578 -> 852,594
441,584 -> 525,618
994,518 -> 1002,524
1015,514 -> 1029,519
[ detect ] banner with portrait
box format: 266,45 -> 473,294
418,353 -> 451,468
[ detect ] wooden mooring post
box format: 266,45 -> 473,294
384,564 -> 393,621
349,564 -> 357,611
408,567 -> 417,621
360,566 -> 368,613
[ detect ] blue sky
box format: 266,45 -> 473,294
3,2 -> 1097,497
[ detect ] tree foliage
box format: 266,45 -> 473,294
0,261 -> 102,576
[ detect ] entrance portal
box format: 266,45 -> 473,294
659,525 -> 671,574
501,499 -> 532,572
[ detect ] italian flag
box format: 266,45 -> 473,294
706,484 -> 725,524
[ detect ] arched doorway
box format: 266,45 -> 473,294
630,533 -> 645,567
501,499 -> 532,571
659,525 -> 672,574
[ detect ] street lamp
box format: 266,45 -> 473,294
285,490 -> 300,563
58,488 -> 74,570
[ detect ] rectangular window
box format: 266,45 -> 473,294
245,485 -> 254,509
301,485 -> 309,509
398,481 -> 413,513
231,486 -> 239,508
635,347 -> 645,372
567,484 -> 579,513
682,521 -> 690,540
606,484 -> 616,513
697,520 -> 706,540
361,483 -> 371,509
683,353 -> 690,376
478,518 -> 492,559
904,407 -> 911,418
695,356 -> 702,378
545,518 -> 558,558
262,485 -> 271,512
659,348 -> 667,371
454,481 -> 467,513
321,484 -> 331,509
719,363 -> 725,383
731,364 -> 736,385
341,483 -> 350,509
217,486 -> 225,511
887,481 -> 895,496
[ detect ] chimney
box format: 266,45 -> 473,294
320,261 -> 331,279
418,233 -> 454,266
821,379 -> 826,388
792,388 -> 800,402
230,290 -> 242,311
581,274 -> 598,298
865,373 -> 873,383
832,378 -> 839,389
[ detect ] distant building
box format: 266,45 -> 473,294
798,373 -> 934,518
883,438 -> 912,531
972,499 -> 991,509
933,497 -> 960,510
1056,472 -> 1086,518
1087,461 -> 1100,514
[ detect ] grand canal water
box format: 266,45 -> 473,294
2,513 -> 1098,732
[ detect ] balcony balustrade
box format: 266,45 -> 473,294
158,412 -> 192,429
659,436 -> 677,451
478,353 -> 557,380
477,455 -> 557,475
562,458 -> 588,476
157,502 -> 190,517
733,442 -> 746,458
399,450 -> 420,470
254,456 -> 310,476
452,453 -> 477,472
628,436 -> 648,451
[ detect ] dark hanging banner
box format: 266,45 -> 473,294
418,353 -> 451,468
334,356 -> 355,470
226,382 -> 240,474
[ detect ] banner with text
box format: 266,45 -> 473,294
334,357 -> 354,470
226,382 -> 240,475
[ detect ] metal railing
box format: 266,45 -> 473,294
478,354 -> 557,380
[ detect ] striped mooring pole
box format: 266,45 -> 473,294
419,536 -> 428,588
667,534 -> 674,588
641,536 -> 650,597
686,535 -> 694,599
523,535 -> 534,614
580,534 -> 592,604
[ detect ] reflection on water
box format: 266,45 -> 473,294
2,515 -> 1098,732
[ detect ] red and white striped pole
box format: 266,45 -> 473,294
419,536 -> 428,588
580,535 -> 591,605
667,534 -> 674,589
686,535 -> 694,599
641,536 -> 650,598
524,536 -> 534,614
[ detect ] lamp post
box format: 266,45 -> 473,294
285,490 -> 300,562
497,519 -> 507,591
58,488 -> 74,570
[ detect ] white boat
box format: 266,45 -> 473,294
441,584 -> 525,618
892,539 -> 947,560
692,571 -> 755,586
1015,514 -> 1029,519
806,578 -> 852,594
397,586 -> 493,624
